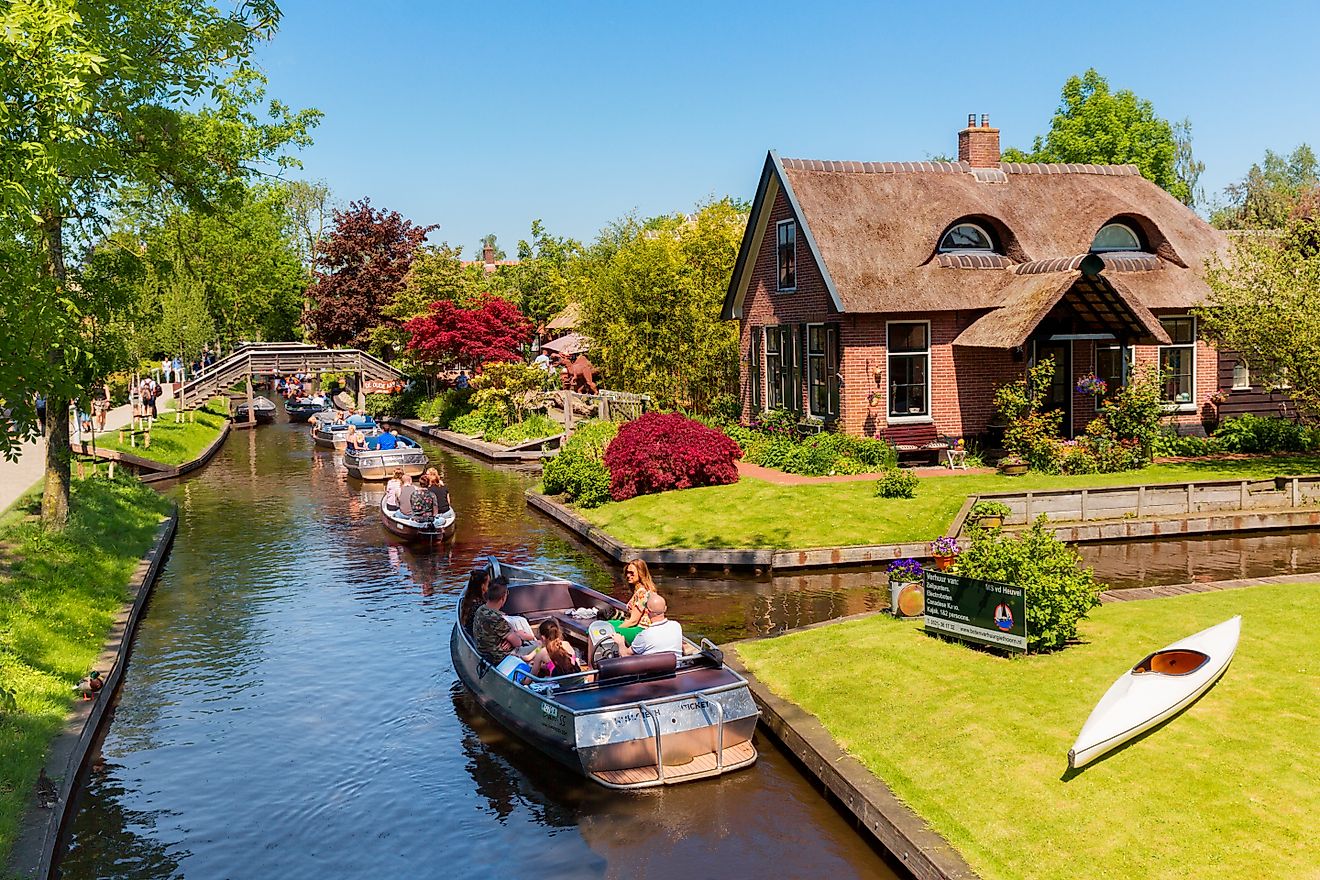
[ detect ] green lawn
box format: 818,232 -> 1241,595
579,455 -> 1320,549
0,478 -> 171,863
90,399 -> 227,467
736,583 -> 1320,880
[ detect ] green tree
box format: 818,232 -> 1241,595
579,198 -> 745,411
1003,69 -> 1192,203
0,0 -> 319,527
1211,145 -> 1319,230
371,243 -> 484,363
504,220 -> 584,329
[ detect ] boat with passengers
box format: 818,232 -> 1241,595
285,397 -> 332,422
345,433 -> 427,480
451,558 -> 759,789
379,495 -> 456,541
310,411 -> 378,450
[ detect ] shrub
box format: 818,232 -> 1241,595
1152,428 -> 1219,458
471,361 -> 552,423
604,412 -> 742,501
416,388 -> 475,427
491,414 -> 561,447
1213,414 -> 1315,453
956,516 -> 1102,652
543,455 -> 612,508
449,404 -> 506,437
364,385 -> 427,421
875,467 -> 918,499
1099,366 -> 1163,457
564,419 -> 620,461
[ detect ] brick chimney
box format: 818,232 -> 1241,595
958,113 -> 1000,168
482,242 -> 495,268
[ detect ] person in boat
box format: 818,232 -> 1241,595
409,474 -> 438,523
398,474 -> 416,517
346,426 -> 368,451
459,568 -> 490,633
472,579 -> 531,664
612,593 -> 683,658
611,559 -> 659,646
528,619 -> 582,677
422,468 -> 451,518
376,427 -> 398,450
332,408 -> 346,424
383,469 -> 404,512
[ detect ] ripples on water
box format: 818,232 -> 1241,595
59,412 -> 902,880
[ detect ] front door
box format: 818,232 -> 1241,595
1033,340 -> 1073,438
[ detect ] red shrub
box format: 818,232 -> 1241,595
603,413 -> 743,501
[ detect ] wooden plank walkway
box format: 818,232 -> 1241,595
1100,571 -> 1320,603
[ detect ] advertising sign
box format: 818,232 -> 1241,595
923,570 -> 1027,653
364,380 -> 404,394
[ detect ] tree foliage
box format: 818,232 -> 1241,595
579,198 -> 745,410
1211,144 -> 1319,230
304,199 -> 435,348
404,296 -> 532,370
1002,69 -> 1194,204
501,220 -> 584,329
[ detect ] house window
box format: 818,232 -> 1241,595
887,321 -> 930,421
807,324 -> 840,420
1091,223 -> 1143,253
1231,360 -> 1250,391
1159,316 -> 1196,408
1095,344 -> 1131,397
750,329 -> 762,410
777,220 -> 796,291
938,222 -> 995,253
765,327 -> 783,409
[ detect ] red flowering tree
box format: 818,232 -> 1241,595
405,296 -> 533,370
304,199 -> 436,348
603,412 -> 742,501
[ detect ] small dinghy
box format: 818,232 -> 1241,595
451,558 -> 759,789
379,496 -> 455,541
1068,616 -> 1241,769
346,435 -> 427,480
233,396 -> 276,424
285,397 -> 331,422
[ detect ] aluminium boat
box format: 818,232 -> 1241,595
311,412 -> 378,450
1068,616 -> 1241,769
285,397 -> 331,422
379,495 -> 456,542
451,558 -> 759,789
233,396 -> 277,424
345,435 -> 427,480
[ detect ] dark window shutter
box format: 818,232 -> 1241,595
750,328 -> 762,412
826,323 -> 841,421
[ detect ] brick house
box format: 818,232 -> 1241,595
722,115 -> 1284,447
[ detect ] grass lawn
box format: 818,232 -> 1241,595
0,477 -> 170,864
90,398 -> 227,467
736,583 -> 1320,880
579,455 -> 1320,549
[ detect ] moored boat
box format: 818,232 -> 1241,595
233,396 -> 277,424
379,496 -> 456,541
1068,616 -> 1241,769
286,397 -> 331,422
451,558 -> 759,789
311,412 -> 378,450
345,435 -> 428,480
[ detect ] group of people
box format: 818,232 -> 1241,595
383,467 -> 451,524
459,558 -> 683,681
346,423 -> 397,451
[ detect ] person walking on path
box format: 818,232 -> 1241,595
93,382 -> 112,433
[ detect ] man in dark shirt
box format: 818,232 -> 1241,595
472,579 -> 528,664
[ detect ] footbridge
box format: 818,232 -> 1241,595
180,342 -> 408,410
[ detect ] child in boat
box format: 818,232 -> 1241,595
528,619 -> 582,677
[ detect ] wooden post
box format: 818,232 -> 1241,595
245,375 -> 256,425
1080,489 -> 1088,522
1240,480 -> 1248,510
1137,485 -> 1145,517
356,370 -> 365,410
1187,483 -> 1194,514
1292,477 -> 1301,507
108,461 -> 115,480
1024,491 -> 1033,521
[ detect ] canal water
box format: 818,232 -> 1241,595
58,417 -> 903,880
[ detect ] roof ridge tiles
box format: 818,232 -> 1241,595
781,157 -> 1142,176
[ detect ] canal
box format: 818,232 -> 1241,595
58,416 -> 904,879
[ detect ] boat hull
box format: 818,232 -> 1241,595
286,401 -> 330,422
380,499 -> 455,541
1069,616 -> 1241,769
344,446 -> 428,480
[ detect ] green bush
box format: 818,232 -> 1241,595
564,419 -> 620,460
955,516 -> 1102,652
732,425 -> 896,477
491,414 -> 561,447
1213,414 -> 1316,453
364,385 -> 427,421
415,388 -> 474,428
542,419 -> 620,508
1151,428 -> 1219,458
449,405 -> 505,437
875,467 -> 918,498
1099,366 -> 1164,458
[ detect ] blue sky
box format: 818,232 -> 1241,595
257,0 -> 1320,256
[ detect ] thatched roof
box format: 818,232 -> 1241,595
546,302 -> 581,332
724,152 -> 1230,326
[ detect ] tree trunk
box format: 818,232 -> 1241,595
41,209 -> 71,529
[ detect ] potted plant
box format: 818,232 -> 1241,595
997,454 -> 1028,476
886,557 -> 925,617
929,536 -> 960,571
969,499 -> 1012,530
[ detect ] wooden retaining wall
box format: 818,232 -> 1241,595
389,419 -> 559,463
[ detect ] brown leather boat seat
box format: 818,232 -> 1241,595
502,581 -> 575,617
596,652 -> 676,682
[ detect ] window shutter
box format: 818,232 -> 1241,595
750,328 -> 762,411
826,323 -> 841,421
795,324 -> 806,413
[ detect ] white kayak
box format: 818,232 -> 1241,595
1068,616 -> 1241,769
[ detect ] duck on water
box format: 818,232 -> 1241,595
451,558 -> 759,789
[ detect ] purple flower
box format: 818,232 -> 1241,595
930,536 -> 959,557
887,557 -> 924,581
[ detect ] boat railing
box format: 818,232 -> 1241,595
637,700 -> 666,783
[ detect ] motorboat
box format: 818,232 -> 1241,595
285,397 -> 331,422
345,434 -> 428,480
233,396 -> 276,424
1068,616 -> 1241,769
379,495 -> 456,541
311,412 -> 378,450
451,558 -> 759,789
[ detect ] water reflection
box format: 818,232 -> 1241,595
1080,528 -> 1320,590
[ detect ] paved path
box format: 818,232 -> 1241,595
0,385 -> 176,513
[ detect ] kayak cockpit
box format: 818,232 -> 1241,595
1132,648 -> 1210,676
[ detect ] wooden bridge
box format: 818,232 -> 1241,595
180,342 -> 408,411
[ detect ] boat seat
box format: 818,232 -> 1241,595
501,581 -> 575,617
595,652 -> 676,682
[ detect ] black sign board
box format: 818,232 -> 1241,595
923,570 -> 1027,653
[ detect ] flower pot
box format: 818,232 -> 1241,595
974,515 -> 1004,530
933,554 -> 956,571
999,462 -> 1028,476
889,578 -> 925,617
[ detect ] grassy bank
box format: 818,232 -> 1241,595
736,583 -> 1320,880
90,398 -> 227,467
579,455 -> 1320,549
0,478 -> 170,862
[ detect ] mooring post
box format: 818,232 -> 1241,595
356,370 -> 365,410
245,375 -> 255,425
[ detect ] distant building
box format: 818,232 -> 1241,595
464,242 -> 518,275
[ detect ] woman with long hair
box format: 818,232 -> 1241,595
528,619 -> 580,678
610,558 -> 660,646
459,568 -> 490,633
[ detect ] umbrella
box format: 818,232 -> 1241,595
542,332 -> 591,355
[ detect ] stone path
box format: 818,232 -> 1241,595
0,385 -> 175,513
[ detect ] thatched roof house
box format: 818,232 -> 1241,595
724,116 -> 1273,442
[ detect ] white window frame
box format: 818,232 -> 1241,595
776,219 -> 797,292
1091,222 -> 1144,253
938,222 -> 995,254
885,319 -> 932,424
1158,315 -> 1197,412
1231,360 -> 1250,391
763,326 -> 783,410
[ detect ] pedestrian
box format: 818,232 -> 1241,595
34,392 -> 46,437
140,376 -> 158,419
161,357 -> 171,385
93,382 -> 111,432
172,356 -> 183,384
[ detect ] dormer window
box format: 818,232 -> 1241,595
1091,223 -> 1143,253
938,223 -> 995,253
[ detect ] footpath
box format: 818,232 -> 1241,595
0,385 -> 175,512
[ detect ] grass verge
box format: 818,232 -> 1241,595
579,455 -> 1320,549
736,583 -> 1320,880
0,477 -> 170,863
89,398 -> 227,467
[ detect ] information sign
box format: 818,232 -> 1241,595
923,570 -> 1027,653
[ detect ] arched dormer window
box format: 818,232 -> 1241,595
938,222 -> 995,253
1091,222 -> 1143,253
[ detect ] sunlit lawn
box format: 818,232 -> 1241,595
0,478 -> 170,863
91,399 -> 227,467
579,455 -> 1320,549
736,583 -> 1320,880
